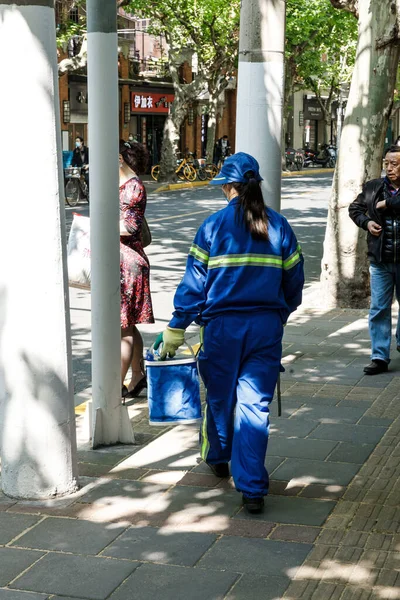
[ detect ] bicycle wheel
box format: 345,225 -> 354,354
197,167 -> 207,181
184,165 -> 196,181
81,178 -> 89,200
151,165 -> 160,181
205,164 -> 219,180
286,159 -> 296,172
177,167 -> 186,181
65,179 -> 80,207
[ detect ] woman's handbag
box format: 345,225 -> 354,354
141,216 -> 152,248
145,342 -> 202,426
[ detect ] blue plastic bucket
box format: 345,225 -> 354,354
145,347 -> 201,426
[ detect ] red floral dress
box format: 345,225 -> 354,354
120,177 -> 154,328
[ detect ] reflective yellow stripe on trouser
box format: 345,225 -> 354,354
201,403 -> 210,460
199,326 -> 210,460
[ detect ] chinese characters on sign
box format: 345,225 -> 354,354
134,95 -> 154,109
130,92 -> 174,114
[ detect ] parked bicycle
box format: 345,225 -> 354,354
285,148 -> 304,171
205,163 -> 219,180
64,166 -> 89,207
188,152 -> 219,181
151,154 -> 196,182
193,157 -> 208,181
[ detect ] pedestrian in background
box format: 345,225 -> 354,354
71,136 -> 89,168
119,140 -> 154,399
155,153 -> 304,513
215,135 -> 231,165
349,145 -> 400,375
71,136 -> 89,189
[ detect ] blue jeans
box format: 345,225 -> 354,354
369,262 -> 400,363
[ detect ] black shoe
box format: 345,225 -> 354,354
242,495 -> 264,514
206,462 -> 230,478
125,377 -> 147,399
363,360 -> 388,375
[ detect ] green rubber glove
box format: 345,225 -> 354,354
154,327 -> 185,360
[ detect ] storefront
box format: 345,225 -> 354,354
129,89 -> 174,165
303,98 -> 323,150
62,79 -> 89,150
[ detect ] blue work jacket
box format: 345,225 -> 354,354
169,198 -> 305,330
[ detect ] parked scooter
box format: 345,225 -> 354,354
325,143 -> 337,164
64,166 -> 89,207
303,144 -> 335,168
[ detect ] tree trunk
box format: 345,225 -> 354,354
206,91 -> 219,164
156,37 -> 205,182
321,108 -> 332,144
58,36 -> 87,75
158,114 -> 180,182
158,99 -> 187,182
282,60 -> 296,169
320,0 -> 400,307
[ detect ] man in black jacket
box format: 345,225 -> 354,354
349,145 -> 400,374
215,135 -> 231,165
71,136 -> 89,190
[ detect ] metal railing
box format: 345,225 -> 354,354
129,57 -> 169,78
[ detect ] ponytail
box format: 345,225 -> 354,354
233,172 -> 269,241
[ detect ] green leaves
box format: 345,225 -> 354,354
286,0 -> 357,92
127,0 -> 239,81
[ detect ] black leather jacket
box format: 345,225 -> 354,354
349,178 -> 400,263
71,146 -> 89,168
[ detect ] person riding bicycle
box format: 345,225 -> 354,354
71,136 -> 89,190
215,135 -> 231,165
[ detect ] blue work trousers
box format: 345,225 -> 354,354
369,262 -> 400,363
198,312 -> 283,498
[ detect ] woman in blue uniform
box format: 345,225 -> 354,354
155,152 -> 304,513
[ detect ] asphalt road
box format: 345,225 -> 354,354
67,172 -> 333,395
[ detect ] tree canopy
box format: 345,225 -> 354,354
286,0 -> 357,95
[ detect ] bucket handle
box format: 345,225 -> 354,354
148,338 -> 197,361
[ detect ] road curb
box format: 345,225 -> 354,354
282,168 -> 334,177
154,181 -> 210,193
151,169 -> 335,193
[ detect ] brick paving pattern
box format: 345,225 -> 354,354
0,307 -> 399,599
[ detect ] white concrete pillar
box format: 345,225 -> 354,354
236,0 -> 285,213
0,0 -> 78,499
87,0 -> 134,447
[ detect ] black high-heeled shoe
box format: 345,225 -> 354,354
124,376 -> 147,399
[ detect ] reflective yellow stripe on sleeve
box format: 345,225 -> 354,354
283,244 -> 302,271
189,243 -> 209,265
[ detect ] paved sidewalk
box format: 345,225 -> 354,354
1,305 -> 400,599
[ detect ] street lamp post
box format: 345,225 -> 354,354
235,0 -> 285,214
87,0 -> 134,447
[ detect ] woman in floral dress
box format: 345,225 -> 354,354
119,140 -> 154,398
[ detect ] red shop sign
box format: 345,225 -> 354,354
131,92 -> 174,113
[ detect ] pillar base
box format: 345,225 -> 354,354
83,401 -> 135,448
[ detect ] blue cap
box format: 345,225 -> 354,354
210,152 -> 263,185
